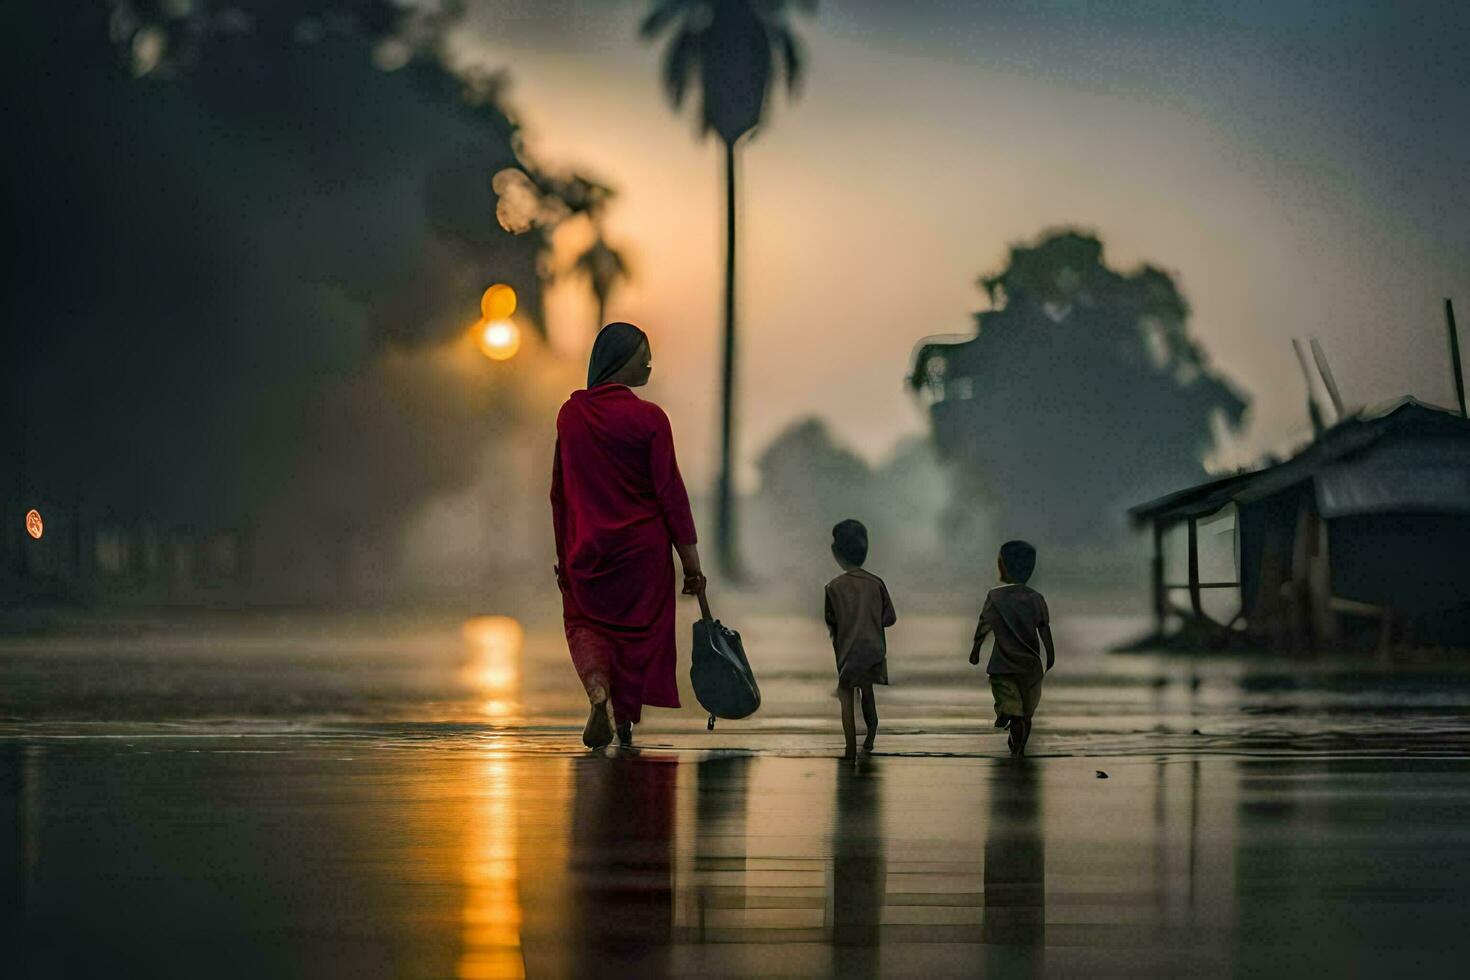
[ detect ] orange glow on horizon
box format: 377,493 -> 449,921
24,509 -> 43,540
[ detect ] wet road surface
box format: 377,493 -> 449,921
4,609 -> 1470,977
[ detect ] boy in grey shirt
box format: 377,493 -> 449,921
969,540 -> 1055,756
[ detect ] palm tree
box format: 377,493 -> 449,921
573,227 -> 631,333
641,0 -> 815,579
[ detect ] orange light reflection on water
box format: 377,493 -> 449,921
461,616 -> 524,721
456,748 -> 524,979
456,620 -> 526,975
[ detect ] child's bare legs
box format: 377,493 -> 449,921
837,686 -> 857,758
858,683 -> 878,751
1007,716 -> 1029,756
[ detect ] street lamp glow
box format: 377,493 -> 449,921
480,283 -> 517,321
24,508 -> 43,540
478,319 -> 521,361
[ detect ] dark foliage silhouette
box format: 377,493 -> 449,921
2,3 -> 608,593
571,219 -> 631,335
911,230 -> 1249,552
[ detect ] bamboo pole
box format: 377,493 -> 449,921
1186,518 -> 1203,620
1447,298 -> 1467,418
1152,521 -> 1166,634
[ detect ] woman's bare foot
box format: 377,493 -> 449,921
582,700 -> 612,749
616,722 -> 633,749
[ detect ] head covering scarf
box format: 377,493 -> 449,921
587,322 -> 648,388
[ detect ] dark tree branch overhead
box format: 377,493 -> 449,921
4,2 -> 631,594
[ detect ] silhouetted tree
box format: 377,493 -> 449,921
1,2 -> 614,595
750,418 -> 870,585
641,0 -> 816,579
747,419 -> 949,596
491,165 -> 628,334
910,230 -> 1249,556
573,228 -> 631,334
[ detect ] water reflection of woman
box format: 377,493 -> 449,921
567,756 -> 677,973
551,323 -> 705,750
692,754 -> 754,942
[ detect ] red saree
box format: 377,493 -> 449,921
551,384 -> 697,725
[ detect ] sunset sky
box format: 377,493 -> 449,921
449,0 -> 1470,489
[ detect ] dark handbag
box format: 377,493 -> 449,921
690,589 -> 761,730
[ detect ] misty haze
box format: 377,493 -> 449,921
4,3 -> 1470,978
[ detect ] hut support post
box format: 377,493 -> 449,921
1151,521 -> 1166,635
1187,517 -> 1203,620
1447,298 -> 1467,418
1377,607 -> 1395,662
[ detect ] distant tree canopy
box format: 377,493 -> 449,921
910,230 -> 1249,550
751,419 -> 870,582
747,418 -> 948,594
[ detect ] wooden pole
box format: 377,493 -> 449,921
1292,339 -> 1326,435
1309,339 -> 1346,419
1186,517 -> 1203,620
1447,298 -> 1467,418
715,139 -> 741,579
1152,521 -> 1166,635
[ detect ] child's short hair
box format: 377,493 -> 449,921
999,540 -> 1037,584
832,519 -> 869,566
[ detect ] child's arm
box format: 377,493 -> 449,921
824,586 -> 837,641
1037,594 -> 1054,671
968,596 -> 993,665
880,582 -> 897,628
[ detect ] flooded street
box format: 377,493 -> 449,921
4,608 -> 1470,977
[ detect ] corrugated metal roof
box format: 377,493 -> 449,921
1130,398 -> 1470,523
1128,471 -> 1254,522
1317,465 -> 1470,517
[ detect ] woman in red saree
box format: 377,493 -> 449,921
551,323 -> 705,750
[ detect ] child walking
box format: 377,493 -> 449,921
824,520 -> 897,760
969,540 -> 1055,756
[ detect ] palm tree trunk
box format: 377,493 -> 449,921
716,139 -> 740,579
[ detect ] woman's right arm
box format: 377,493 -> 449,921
649,408 -> 701,592
676,542 -> 705,596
